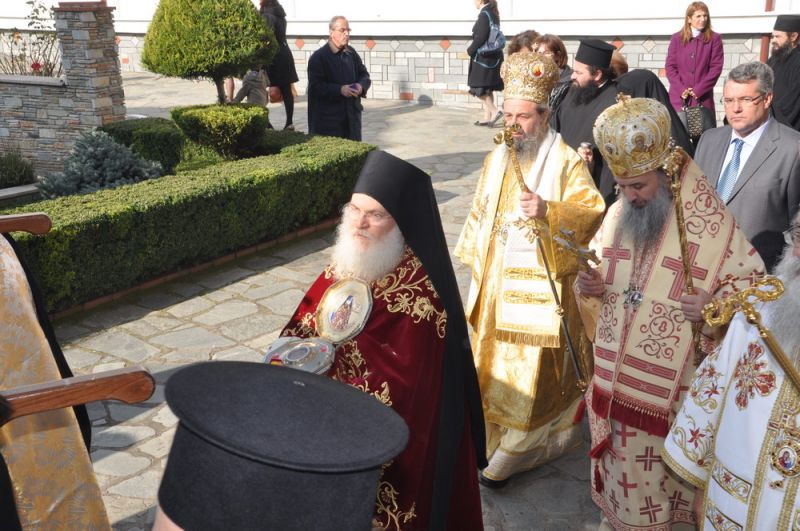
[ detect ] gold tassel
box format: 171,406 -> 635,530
494,328 -> 561,348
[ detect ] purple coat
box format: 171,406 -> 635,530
665,30 -> 724,113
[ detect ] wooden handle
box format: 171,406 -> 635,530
1,367 -> 156,426
0,213 -> 52,235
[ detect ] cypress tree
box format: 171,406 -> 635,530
142,0 -> 277,103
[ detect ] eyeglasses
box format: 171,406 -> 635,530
720,95 -> 764,107
342,203 -> 391,223
784,226 -> 800,245
333,27 -> 352,34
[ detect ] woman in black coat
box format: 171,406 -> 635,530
467,0 -> 504,127
260,0 -> 300,130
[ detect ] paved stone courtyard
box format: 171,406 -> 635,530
53,72 -> 600,530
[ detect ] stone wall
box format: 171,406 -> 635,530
0,1 -> 125,177
117,33 -> 763,111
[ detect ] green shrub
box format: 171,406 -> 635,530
255,129 -> 309,156
0,149 -> 36,188
171,104 -> 270,159
142,0 -> 277,103
100,118 -> 185,174
5,136 -> 374,312
38,131 -> 163,198
174,140 -> 225,173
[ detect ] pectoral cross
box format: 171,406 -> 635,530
553,227 -> 600,272
622,284 -> 644,310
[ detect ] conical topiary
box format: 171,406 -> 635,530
141,0 -> 277,103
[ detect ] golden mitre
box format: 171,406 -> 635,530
592,95 -> 673,179
501,52 -> 559,104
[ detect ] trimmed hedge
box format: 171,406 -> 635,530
142,0 -> 277,103
100,118 -> 185,174
171,104 -> 270,159
4,136 -> 374,312
256,128 -> 309,155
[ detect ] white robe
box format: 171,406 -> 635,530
663,302 -> 800,530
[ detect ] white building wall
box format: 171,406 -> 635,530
1,0 -> 794,36
1,1 -> 792,108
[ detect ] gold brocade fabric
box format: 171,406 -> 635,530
0,237 -> 109,529
456,137 -> 604,432
482,396 -> 583,481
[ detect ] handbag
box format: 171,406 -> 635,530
476,11 -> 506,55
678,96 -> 716,141
473,11 -> 505,69
269,86 -> 282,103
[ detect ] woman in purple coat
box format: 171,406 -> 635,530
665,1 -> 724,114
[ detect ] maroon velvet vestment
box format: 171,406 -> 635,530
282,248 -> 483,531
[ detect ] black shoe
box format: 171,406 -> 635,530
489,110 -> 504,127
479,472 -> 509,489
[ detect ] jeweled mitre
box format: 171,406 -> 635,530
593,95 -> 673,179
501,52 -> 559,105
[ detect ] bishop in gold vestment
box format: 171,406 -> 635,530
455,52 -> 605,485
1,234 -> 108,529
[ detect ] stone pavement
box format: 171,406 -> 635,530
53,72 -> 600,530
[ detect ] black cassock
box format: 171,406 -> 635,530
769,47 -> 800,132
552,81 -> 619,206
307,44 -> 371,141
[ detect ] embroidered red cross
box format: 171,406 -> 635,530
615,425 -> 637,448
669,490 -> 690,511
617,472 -> 638,498
635,446 -> 662,472
609,489 -> 620,513
602,458 -> 610,481
661,242 -> 709,301
602,230 -> 631,284
639,496 -> 663,523
608,446 -> 624,464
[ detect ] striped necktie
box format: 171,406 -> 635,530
716,138 -> 744,202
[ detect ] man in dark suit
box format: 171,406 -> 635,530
694,61 -> 800,271
307,16 -> 371,141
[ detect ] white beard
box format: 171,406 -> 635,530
769,248 -> 800,362
330,221 -> 405,283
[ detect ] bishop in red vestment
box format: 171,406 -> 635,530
281,151 -> 486,531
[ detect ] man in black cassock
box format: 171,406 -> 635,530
307,16 -> 371,141
616,68 -> 694,156
768,14 -> 800,131
552,39 -> 619,206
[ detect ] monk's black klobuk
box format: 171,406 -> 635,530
158,361 -> 409,530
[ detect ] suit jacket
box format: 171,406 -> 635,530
694,120 -> 800,271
